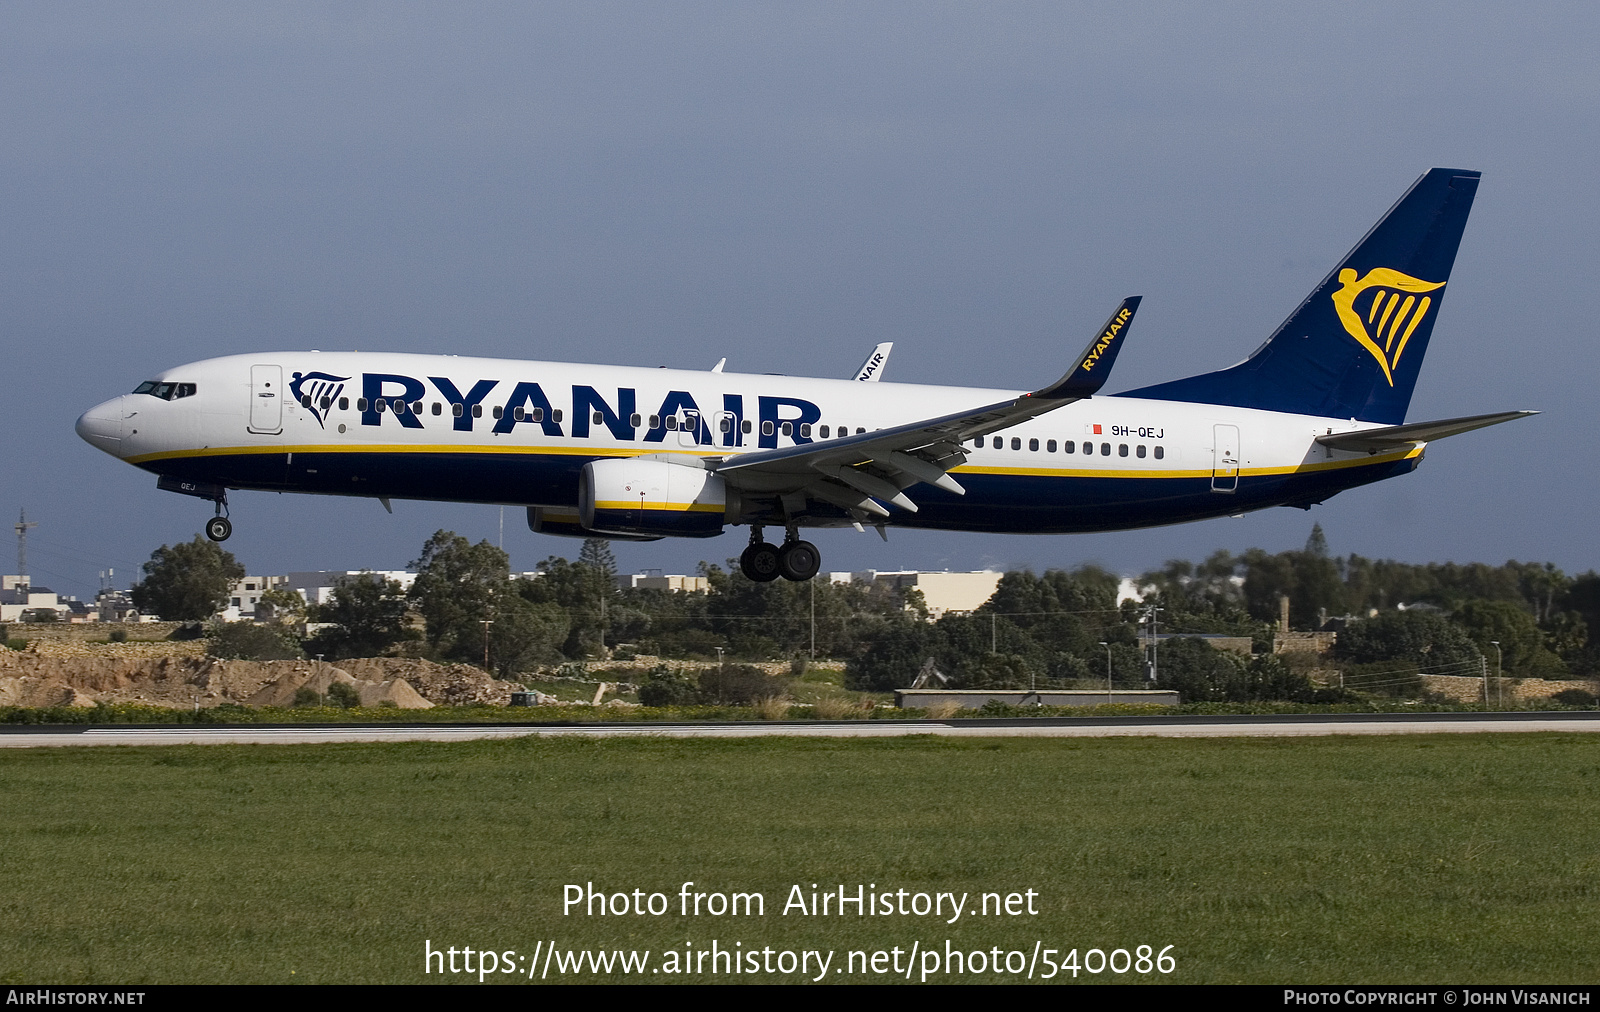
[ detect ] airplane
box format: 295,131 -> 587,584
76,168 -> 1533,583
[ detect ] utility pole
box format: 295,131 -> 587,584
1100,641 -> 1111,703
1490,640 -> 1502,710
481,619 -> 493,671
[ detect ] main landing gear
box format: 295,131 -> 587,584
739,527 -> 822,583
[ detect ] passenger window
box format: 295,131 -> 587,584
492,406 -> 503,419
339,397 -> 349,411
992,436 -> 1003,449
1029,438 -> 1039,451
453,403 -> 464,417
1047,440 -> 1056,452
1136,444 -> 1146,458
762,420 -> 775,436
553,410 -> 563,423
320,397 -> 332,410
1063,440 -> 1074,454
513,406 -> 525,421
1081,441 -> 1091,454
781,421 -> 793,436
301,395 -> 312,408
1011,437 -> 1021,450
472,404 -> 482,418
1154,446 -> 1164,459
820,425 -> 830,438
357,398 -> 369,411
665,415 -> 678,430
594,411 -> 604,424
742,420 -> 753,434
375,399 -> 388,413
1101,443 -> 1111,455
633,413 -> 643,427
1119,444 -> 1128,457
649,415 -> 660,428
854,427 -> 864,435
397,400 -> 410,416
720,416 -> 731,433
800,423 -> 811,437
531,407 -> 544,422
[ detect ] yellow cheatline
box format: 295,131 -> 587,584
593,501 -> 722,513
949,446 -> 1420,481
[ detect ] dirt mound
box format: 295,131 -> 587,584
0,653 -> 475,710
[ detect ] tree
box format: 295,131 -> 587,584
1336,610 -> 1479,670
130,536 -> 245,621
408,531 -> 514,663
305,574 -> 416,660
485,596 -> 569,678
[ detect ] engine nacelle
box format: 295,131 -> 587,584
580,458 -> 728,538
527,506 -> 663,542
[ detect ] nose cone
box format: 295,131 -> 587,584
76,397 -> 125,456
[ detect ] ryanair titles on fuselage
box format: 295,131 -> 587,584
291,366 -> 820,450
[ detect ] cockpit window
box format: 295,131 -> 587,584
132,381 -> 197,401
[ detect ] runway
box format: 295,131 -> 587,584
2,711 -> 1598,747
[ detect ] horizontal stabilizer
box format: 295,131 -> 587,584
1315,410 -> 1536,453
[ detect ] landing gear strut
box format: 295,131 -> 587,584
204,493 -> 232,542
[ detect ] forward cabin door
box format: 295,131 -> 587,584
249,364 -> 283,434
1211,423 -> 1239,493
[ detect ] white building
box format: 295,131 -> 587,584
1,576 -> 93,623
278,571 -> 417,608
853,570 -> 1004,620
616,572 -> 709,593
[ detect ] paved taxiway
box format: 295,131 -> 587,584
2,711 -> 1597,747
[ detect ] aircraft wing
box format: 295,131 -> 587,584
1314,410 -> 1536,453
713,297 -> 1140,518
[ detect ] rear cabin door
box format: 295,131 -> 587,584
249,364 -> 283,433
1211,423 -> 1240,493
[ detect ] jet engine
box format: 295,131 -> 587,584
579,458 -> 728,538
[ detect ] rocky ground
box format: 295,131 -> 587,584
0,642 -> 523,710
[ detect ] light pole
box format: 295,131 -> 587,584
1100,641 -> 1111,703
481,619 -> 493,671
1490,640 -> 1502,710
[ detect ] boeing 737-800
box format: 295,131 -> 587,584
76,168 -> 1531,582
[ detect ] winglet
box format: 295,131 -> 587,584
1032,297 -> 1141,400
852,343 -> 893,382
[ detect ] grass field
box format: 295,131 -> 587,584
2,733 -> 1597,984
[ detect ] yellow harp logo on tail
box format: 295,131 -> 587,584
1331,268 -> 1445,386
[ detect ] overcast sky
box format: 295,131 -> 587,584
5,3 -> 1596,599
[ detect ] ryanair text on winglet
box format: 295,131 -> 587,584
1078,307 -> 1133,373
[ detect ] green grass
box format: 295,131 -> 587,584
1,733 -> 1598,984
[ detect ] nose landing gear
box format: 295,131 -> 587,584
204,493 -> 233,542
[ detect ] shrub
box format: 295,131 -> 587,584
698,664 -> 787,705
292,687 -> 323,707
325,682 -> 362,708
636,665 -> 701,707
1551,688 -> 1598,706
208,621 -> 302,661
108,628 -> 128,643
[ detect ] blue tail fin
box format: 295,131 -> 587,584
1119,168 -> 1480,424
